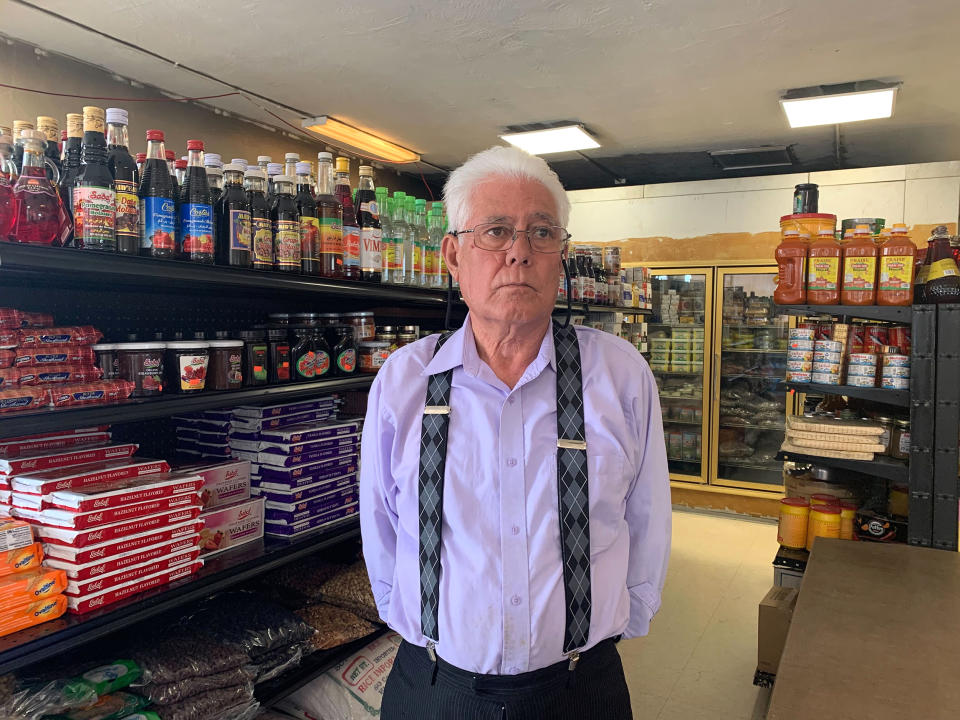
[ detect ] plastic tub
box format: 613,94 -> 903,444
780,213 -> 837,239
164,342 -> 209,394
116,342 -> 165,397
207,340 -> 243,390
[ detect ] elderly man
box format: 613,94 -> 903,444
360,146 -> 671,719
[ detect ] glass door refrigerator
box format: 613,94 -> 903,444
710,267 -> 790,491
648,268 -> 714,484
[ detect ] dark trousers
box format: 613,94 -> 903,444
381,638 -> 632,720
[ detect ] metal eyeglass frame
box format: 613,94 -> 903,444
449,223 -> 572,254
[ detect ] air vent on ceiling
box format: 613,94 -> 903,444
708,146 -> 794,171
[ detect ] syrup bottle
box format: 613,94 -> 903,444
73,106 -> 116,251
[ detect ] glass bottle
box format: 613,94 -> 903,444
284,153 -> 299,179
315,152 -> 343,279
178,140 -> 214,264
205,162 -> 223,208
428,206 -> 446,288
331,325 -> 357,376
36,116 -> 62,180
355,165 -> 382,282
138,129 -> 177,258
174,159 -> 187,187
407,197 -> 423,286
135,153 -> 146,176
105,108 -> 139,255
270,175 -> 300,272
266,162 -> 282,206
392,191 -> 410,285
257,155 -> 271,179
165,150 -> 179,194
59,113 -> 82,246
12,130 -> 66,246
12,120 -> 34,174
59,130 -> 66,164
245,168 -> 273,271
569,248 -> 583,301
435,201 -> 449,284
0,134 -> 16,239
231,158 -> 248,170
594,248 -> 607,304
74,106 -> 116,251
216,163 -> 251,268
335,157 -> 361,279
914,242 -> 929,304
411,199 -> 430,288
924,225 -> 960,303
290,324 -> 316,382
379,188 -> 400,283
295,161 -> 320,275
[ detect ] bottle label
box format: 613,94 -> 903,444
274,219 -> 301,269
113,180 -> 139,241
229,209 -> 252,252
251,217 -> 273,266
73,186 -> 116,247
878,255 -> 914,291
319,217 -> 343,260
337,348 -> 356,373
360,201 -> 379,218
140,197 -> 176,250
315,350 -> 331,376
384,236 -> 403,271
275,347 -> 290,381
299,216 -> 320,262
808,256 -> 840,291
343,225 -> 361,269
296,351 -> 316,379
251,345 -> 267,381
413,243 -> 423,274
177,354 -> 208,391
842,256 -> 877,291
927,258 -> 960,282
180,203 -> 214,256
424,247 -> 436,276
899,431 -> 911,455
360,226 -> 382,273
584,277 -> 596,302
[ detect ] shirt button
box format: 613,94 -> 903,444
511,595 -> 521,606
511,525 -> 520,536
507,458 -> 517,467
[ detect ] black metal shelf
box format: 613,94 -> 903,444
256,627 -> 391,706
555,301 -> 652,315
0,516 -> 362,674
786,381 -> 910,407
776,450 -> 908,482
777,303 -> 913,323
0,376 -> 374,440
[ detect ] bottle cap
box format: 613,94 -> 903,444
224,163 -> 244,173
0,135 -> 10,146
136,152 -> 146,162
358,165 -> 373,176
175,159 -> 187,169
892,223 -> 908,232
165,150 -> 176,162
19,129 -> 45,142
273,175 -> 294,185
231,158 -> 248,167
783,229 -> 799,237
415,198 -> 426,208
335,157 -> 350,173
393,191 -> 406,199
267,162 -> 283,176
61,130 -> 67,140
257,155 -> 272,163
105,108 -> 128,126
187,139 -> 204,151
82,106 -> 105,133
317,151 -> 332,161
36,116 -> 59,142
854,224 -> 871,235
206,166 -> 222,176
66,114 -> 83,137
206,152 -> 221,163
285,153 -> 300,161
295,161 -> 312,175
0,125 -> 10,138
375,186 -> 388,195
244,168 -> 266,179
817,228 -> 834,237
146,129 -> 165,141
12,120 -> 34,135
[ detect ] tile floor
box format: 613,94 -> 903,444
620,508 -> 779,720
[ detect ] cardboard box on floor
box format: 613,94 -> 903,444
757,585 -> 798,675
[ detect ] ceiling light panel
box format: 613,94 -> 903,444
780,87 -> 898,129
499,125 -> 600,155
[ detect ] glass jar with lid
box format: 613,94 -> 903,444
317,312 -> 340,328
331,325 -> 357,375
237,329 -> 268,386
376,325 -> 398,350
397,329 -> 418,347
343,311 -> 375,341
875,416 -> 895,455
891,419 -> 910,460
359,341 -> 391,374
268,328 -> 292,383
291,312 -> 319,328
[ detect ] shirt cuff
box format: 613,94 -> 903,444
623,582 -> 659,639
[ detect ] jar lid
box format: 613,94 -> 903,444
780,213 -> 838,222
116,342 -> 166,351
811,505 -> 841,515
359,341 -> 391,349
343,311 -> 374,318
267,328 -> 288,338
781,497 -> 809,507
398,332 -> 418,338
292,312 -> 319,319
317,313 -> 340,319
401,325 -> 419,333
207,340 -> 244,348
377,326 -> 397,333
895,419 -> 910,427
876,416 -> 895,423
268,313 -> 291,319
91,343 -> 119,350
165,341 -> 210,350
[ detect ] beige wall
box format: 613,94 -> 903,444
567,163 -> 960,265
0,40 -> 430,198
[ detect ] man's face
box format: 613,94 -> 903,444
443,176 -> 564,328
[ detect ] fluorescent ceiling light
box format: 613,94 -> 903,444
301,116 -> 420,164
780,86 -> 898,128
500,125 -> 600,155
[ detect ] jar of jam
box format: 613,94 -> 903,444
290,326 -> 315,382
359,341 -> 391,373
92,343 -> 120,380
165,341 -> 209,394
237,329 -> 268,386
291,312 -> 319,327
268,328 -> 292,383
207,340 -> 243,390
397,331 -> 418,348
117,342 -> 165,396
891,419 -> 911,460
312,328 -> 332,379
331,325 -> 357,375
343,311 -> 375,341
376,325 -> 398,350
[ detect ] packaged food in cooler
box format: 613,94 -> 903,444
786,360 -> 812,372
812,350 -> 842,364
14,346 -> 96,367
811,362 -> 842,376
814,339 -> 844,354
0,386 -> 50,413
848,353 -> 878,366
0,443 -> 138,477
0,593 -> 66,637
49,380 -> 135,408
0,309 -> 21,330
0,542 -> 43,576
0,350 -> 14,369
45,534 -> 200,580
718,440 -> 754,459
846,364 -> 877,378
846,375 -> 877,387
18,326 -> 103,348
881,376 -> 909,390
42,518 -> 202,565
18,365 -> 104,386
66,562 -> 201,614
788,328 -> 815,341
12,458 -> 170,496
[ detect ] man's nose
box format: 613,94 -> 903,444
506,231 -> 533,265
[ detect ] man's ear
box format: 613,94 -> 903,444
442,234 -> 461,283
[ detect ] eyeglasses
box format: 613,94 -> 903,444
450,223 -> 571,254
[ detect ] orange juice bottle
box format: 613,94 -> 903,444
841,225 -> 878,305
877,223 -> 916,306
807,228 -> 841,304
774,229 -> 809,305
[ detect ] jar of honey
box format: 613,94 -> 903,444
806,504 -> 841,551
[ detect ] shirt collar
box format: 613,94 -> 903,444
421,314 -> 558,379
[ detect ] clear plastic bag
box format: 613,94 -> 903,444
42,690 -> 149,720
295,604 -> 376,652
131,629 -> 249,685
249,643 -> 305,684
141,666 -> 255,706
317,561 -> 380,623
0,678 -> 98,720
154,683 -> 254,720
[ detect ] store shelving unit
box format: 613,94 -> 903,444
775,450 -> 908,482
933,304 -> 960,550
783,381 -> 910,408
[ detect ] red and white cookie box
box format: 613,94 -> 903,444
16,492 -> 200,530
11,459 -> 170,497
180,460 -> 250,510
0,444 -> 138,476
42,519 -> 202,565
67,561 -> 202,614
64,546 -> 201,596
48,473 -> 202,513
45,534 -> 200,580
0,431 -> 112,460
32,506 -> 202,548
199,496 -> 264,555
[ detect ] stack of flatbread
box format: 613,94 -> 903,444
781,416 -> 887,461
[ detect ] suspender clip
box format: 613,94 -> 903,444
424,405 -> 451,415
557,438 -> 587,451
566,649 -> 581,672
426,640 -> 437,663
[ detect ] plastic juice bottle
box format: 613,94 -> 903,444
270,175 -> 300,272
138,129 -> 177,258
246,168 -> 273,271
408,197 -> 424,286
806,228 -> 841,305
178,140 -> 214,264
877,223 -> 916,306
378,188 -> 401,283
773,229 -> 808,304
392,191 -> 411,285
315,152 -> 343,279
335,157 -> 361,279
105,108 -> 139,255
428,206 -> 446,288
356,165 -> 382,282
841,225 -> 879,305
12,130 -> 66,245
923,225 -> 960,304
215,163 -> 251,268
73,106 -> 116,251
295,161 -> 320,275
0,134 -> 16,239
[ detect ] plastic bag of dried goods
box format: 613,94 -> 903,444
131,629 -> 249,685
294,604 -> 376,652
153,683 -> 254,720
140,666 -> 255,706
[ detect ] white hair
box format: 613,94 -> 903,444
442,145 -> 570,233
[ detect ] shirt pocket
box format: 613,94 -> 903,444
587,453 -> 630,554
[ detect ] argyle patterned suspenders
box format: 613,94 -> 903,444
417,323 -> 592,664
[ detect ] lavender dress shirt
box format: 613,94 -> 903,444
360,316 -> 671,675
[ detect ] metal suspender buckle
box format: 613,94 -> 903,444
566,649 -> 581,671
426,640 -> 437,662
557,438 -> 587,451
424,405 -> 451,415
